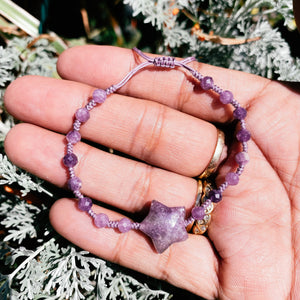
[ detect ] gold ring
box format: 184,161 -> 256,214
198,130 -> 226,179
186,179 -> 215,234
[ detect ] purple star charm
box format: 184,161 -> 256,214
139,200 -> 188,253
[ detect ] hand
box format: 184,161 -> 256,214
4,46 -> 300,299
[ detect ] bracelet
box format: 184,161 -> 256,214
62,48 -> 250,253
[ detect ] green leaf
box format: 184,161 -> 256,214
0,0 -> 39,37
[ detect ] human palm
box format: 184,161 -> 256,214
4,46 -> 300,299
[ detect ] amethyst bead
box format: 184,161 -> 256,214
208,190 -> 222,203
63,153 -> 78,167
139,200 -> 188,253
94,213 -> 109,228
219,90 -> 233,104
235,151 -> 249,165
68,176 -> 82,191
226,172 -> 239,185
66,130 -> 81,144
75,108 -> 90,122
93,89 -> 107,104
236,129 -> 251,142
201,76 -> 214,90
118,218 -> 132,233
78,197 -> 92,211
233,107 -> 247,120
191,206 -> 205,220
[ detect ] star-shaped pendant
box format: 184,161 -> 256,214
139,200 -> 188,253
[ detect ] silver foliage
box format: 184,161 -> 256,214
126,0 -> 299,80
0,154 -> 52,197
0,37 -> 57,197
0,45 -> 19,87
230,20 -> 300,80
3,240 -> 170,300
0,200 -> 40,243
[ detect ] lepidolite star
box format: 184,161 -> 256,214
139,200 -> 188,253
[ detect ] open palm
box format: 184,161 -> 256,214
4,46 -> 300,299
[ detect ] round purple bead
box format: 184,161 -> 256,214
118,218 -> 132,233
226,172 -> 239,185
191,206 -> 205,220
235,151 -> 249,165
200,76 -> 214,90
208,190 -> 222,203
68,176 -> 82,191
63,153 -> 78,167
66,130 -> 81,144
236,129 -> 251,142
78,197 -> 92,211
219,90 -> 233,104
233,107 -> 247,120
75,108 -> 90,122
92,89 -> 107,104
94,213 -> 109,228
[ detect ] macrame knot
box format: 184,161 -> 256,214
191,70 -> 203,81
106,85 -> 117,95
153,56 -> 175,68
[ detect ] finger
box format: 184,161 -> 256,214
50,197 -> 219,299
5,75 -> 219,177
4,123 -> 197,211
57,45 -> 270,122
56,46 -> 300,197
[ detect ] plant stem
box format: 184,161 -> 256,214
8,238 -> 54,286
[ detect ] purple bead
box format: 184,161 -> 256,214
236,129 -> 251,142
233,107 -> 247,120
63,153 -> 78,167
191,206 -> 205,220
68,176 -> 82,191
139,200 -> 188,253
235,151 -> 249,165
92,89 -> 107,104
66,130 -> 81,144
75,108 -> 90,122
78,197 -> 92,211
208,190 -> 222,203
94,213 -> 109,228
226,172 -> 239,185
200,76 -> 214,90
118,218 -> 132,233
219,90 -> 233,104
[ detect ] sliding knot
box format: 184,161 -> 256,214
153,56 -> 175,68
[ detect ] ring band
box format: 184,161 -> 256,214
186,179 -> 215,234
198,130 -> 226,179
187,130 -> 225,234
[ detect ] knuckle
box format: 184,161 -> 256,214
156,248 -> 173,282
111,233 -> 130,265
175,64 -> 197,112
126,163 -> 153,211
131,102 -> 167,162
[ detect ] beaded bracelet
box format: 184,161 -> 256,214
63,48 -> 250,253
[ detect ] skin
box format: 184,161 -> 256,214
3,45 -> 300,299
